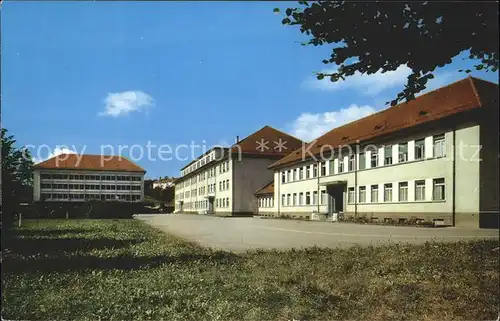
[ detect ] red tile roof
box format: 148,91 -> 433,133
270,77 -> 498,169
230,125 -> 304,156
255,181 -> 274,196
34,154 -> 146,173
180,126 -> 304,172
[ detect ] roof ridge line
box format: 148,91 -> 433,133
468,76 -> 483,107
264,125 -> 306,144
230,124 -> 270,148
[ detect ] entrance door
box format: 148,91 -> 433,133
208,198 -> 214,214
327,184 -> 345,215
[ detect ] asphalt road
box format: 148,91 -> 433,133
134,214 -> 499,252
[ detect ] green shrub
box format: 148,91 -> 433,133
28,201 -> 156,219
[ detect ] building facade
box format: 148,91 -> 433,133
152,178 -> 176,189
174,126 -> 303,216
33,154 -> 146,202
263,77 -> 499,228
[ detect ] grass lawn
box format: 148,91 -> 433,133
2,219 -> 499,321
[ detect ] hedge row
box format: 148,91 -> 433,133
20,201 -> 159,219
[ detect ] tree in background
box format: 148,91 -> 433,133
276,1 -> 498,105
1,128 -> 34,224
148,187 -> 174,205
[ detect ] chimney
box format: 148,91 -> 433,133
236,135 -> 240,143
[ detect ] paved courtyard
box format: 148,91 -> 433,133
134,214 -> 499,252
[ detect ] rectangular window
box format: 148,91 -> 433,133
359,186 -> 366,203
299,192 -> 304,205
358,152 -> 366,170
399,143 -> 408,162
282,194 -> 286,206
384,145 -> 392,165
312,164 -> 318,177
321,190 -> 327,205
329,160 -> 335,174
293,169 -> 298,181
433,178 -> 445,200
312,191 -> 318,205
305,166 -> 310,179
293,193 -> 297,206
433,134 -> 446,158
338,158 -> 344,173
287,194 -> 291,206
287,170 -> 292,182
299,167 -> 304,180
348,187 -> 355,204
348,154 -> 355,171
370,149 -> 378,168
371,185 -> 379,203
384,183 -> 393,202
305,192 -> 311,205
321,162 -> 327,176
281,172 -> 286,183
415,180 -> 426,201
399,182 -> 408,201
415,139 -> 425,160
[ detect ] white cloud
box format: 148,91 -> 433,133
33,147 -> 77,164
99,91 -> 154,117
290,104 -> 377,141
303,65 -> 412,96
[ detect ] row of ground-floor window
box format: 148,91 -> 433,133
182,197 -> 230,210
347,178 -> 444,204
258,197 -> 274,208
278,177 -> 445,207
40,193 -> 141,201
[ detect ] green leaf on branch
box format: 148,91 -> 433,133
278,1 -> 498,105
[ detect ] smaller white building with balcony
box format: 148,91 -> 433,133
33,154 -> 146,202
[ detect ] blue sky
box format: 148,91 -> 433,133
2,1 -> 498,179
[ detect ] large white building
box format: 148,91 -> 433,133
256,77 -> 499,228
33,154 -> 146,202
174,126 -> 303,216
